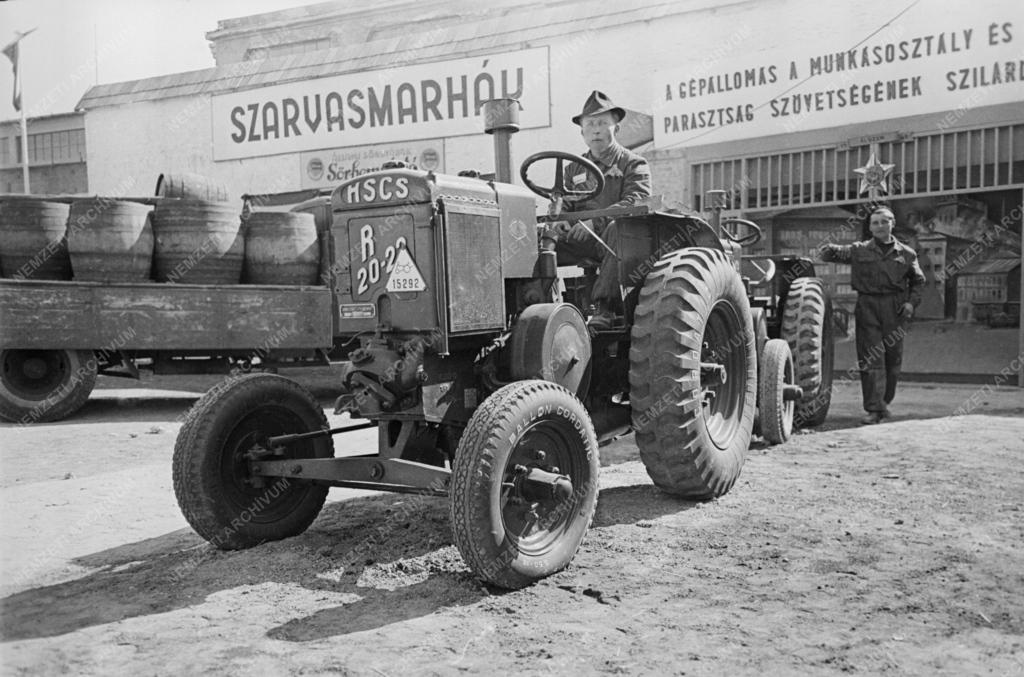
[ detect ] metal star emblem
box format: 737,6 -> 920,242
854,153 -> 896,196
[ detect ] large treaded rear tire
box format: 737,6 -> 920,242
782,277 -> 834,428
0,349 -> 96,423
450,380 -> 599,590
628,248 -> 756,499
172,373 -> 333,550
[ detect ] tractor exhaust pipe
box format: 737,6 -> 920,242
706,189 -> 727,234
482,98 -> 521,185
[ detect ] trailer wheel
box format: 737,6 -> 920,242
173,373 -> 333,550
629,248 -> 756,499
782,277 -> 834,428
0,349 -> 96,423
450,380 -> 599,589
758,339 -> 795,444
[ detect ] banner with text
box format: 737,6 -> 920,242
299,140 -> 445,189
654,0 -> 1021,148
213,47 -> 549,161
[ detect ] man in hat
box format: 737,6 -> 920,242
819,205 -> 925,424
557,90 -> 652,330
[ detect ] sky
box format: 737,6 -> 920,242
0,0 -> 320,121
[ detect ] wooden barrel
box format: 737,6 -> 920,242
0,198 -> 72,280
242,211 -> 320,285
154,173 -> 230,202
67,198 -> 154,282
152,199 -> 243,283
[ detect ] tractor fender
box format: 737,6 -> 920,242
508,303 -> 592,396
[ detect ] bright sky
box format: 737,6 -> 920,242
0,0 -> 319,121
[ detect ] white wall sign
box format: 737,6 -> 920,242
299,140 -> 445,189
654,0 -> 1022,148
213,47 -> 549,160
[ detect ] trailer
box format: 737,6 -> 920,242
0,189 -> 347,423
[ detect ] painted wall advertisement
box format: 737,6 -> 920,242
212,47 -> 549,161
653,0 -> 1022,148
299,140 -> 445,189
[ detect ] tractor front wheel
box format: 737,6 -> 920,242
172,373 -> 333,549
758,338 -> 795,444
450,380 -> 599,589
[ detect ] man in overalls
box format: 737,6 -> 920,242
820,206 -> 926,424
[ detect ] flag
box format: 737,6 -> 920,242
3,29 -> 36,113
1,39 -> 19,111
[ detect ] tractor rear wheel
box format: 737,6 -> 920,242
173,373 -> 333,549
782,277 -> 834,427
758,338 -> 795,444
0,348 -> 96,423
450,380 -> 599,589
629,248 -> 756,499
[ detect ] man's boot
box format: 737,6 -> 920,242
586,299 -> 615,332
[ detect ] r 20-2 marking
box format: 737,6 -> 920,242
356,226 -> 408,295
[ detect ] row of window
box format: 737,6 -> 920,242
244,37 -> 332,61
0,129 -> 87,167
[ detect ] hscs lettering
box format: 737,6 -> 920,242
345,176 -> 410,204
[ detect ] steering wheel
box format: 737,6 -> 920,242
721,217 -> 763,247
520,151 -> 604,203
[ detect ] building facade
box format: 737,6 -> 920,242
0,111 -> 88,194
74,0 -> 1023,376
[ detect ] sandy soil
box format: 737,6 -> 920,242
1,374 -> 1022,676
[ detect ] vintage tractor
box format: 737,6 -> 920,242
172,100 -> 832,589
741,245 -> 835,433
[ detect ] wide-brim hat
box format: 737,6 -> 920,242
572,90 -> 626,126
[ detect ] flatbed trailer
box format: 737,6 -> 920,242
0,279 -> 336,423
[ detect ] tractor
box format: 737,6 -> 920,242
172,100 -> 833,589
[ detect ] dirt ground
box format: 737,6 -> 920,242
1,371 -> 1023,676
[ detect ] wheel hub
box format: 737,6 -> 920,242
497,420 -> 586,552
783,385 -> 804,401
2,349 -> 69,398
513,464 -> 574,503
700,301 -> 746,449
21,357 -> 49,380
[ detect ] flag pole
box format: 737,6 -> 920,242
3,28 -> 36,192
18,45 -> 29,193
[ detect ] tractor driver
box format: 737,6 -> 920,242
556,90 -> 652,330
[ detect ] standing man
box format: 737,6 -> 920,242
819,206 -> 926,424
557,91 -> 652,330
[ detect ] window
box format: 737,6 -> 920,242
691,123 -> 1024,210
244,37 -> 332,61
13,128 -> 86,165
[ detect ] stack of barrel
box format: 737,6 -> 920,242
0,172 -> 320,285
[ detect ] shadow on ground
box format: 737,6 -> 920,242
0,478 -> 690,642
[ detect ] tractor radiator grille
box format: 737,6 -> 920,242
444,209 -> 505,333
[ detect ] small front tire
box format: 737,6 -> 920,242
450,380 -> 599,590
758,338 -> 795,444
172,373 -> 333,550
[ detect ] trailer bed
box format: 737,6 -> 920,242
0,279 -> 333,350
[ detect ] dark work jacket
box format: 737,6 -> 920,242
819,238 -> 926,306
562,142 -> 651,233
